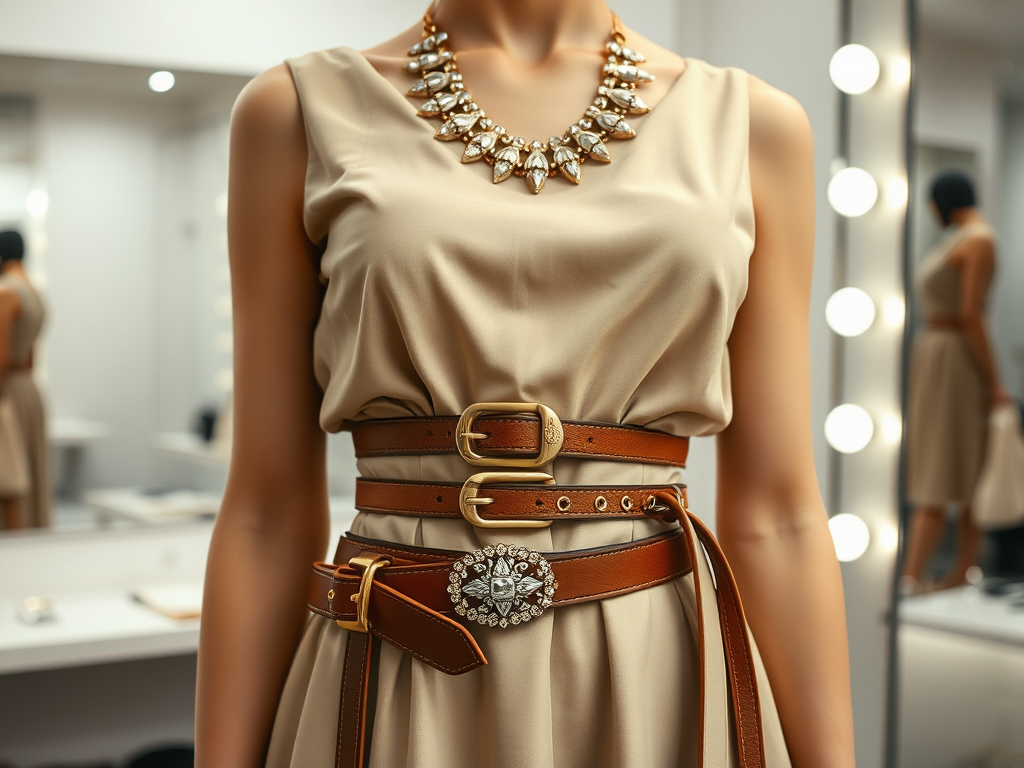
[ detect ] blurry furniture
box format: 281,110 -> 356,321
49,418 -> 111,500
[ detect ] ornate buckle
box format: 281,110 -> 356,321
448,544 -> 557,628
335,554 -> 390,634
455,402 -> 564,467
459,471 -> 555,529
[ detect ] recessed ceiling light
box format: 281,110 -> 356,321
148,71 -> 175,93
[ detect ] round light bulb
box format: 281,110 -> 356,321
829,44 -> 881,94
829,513 -> 871,562
25,189 -> 49,217
828,167 -> 878,217
878,523 -> 899,554
826,287 -> 875,337
148,71 -> 176,93
825,404 -> 874,453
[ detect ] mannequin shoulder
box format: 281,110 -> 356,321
746,75 -> 813,192
950,229 -> 996,268
230,64 -> 306,159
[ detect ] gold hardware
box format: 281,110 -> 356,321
644,495 -> 655,510
594,495 -> 608,512
336,554 -> 390,634
459,471 -> 555,528
327,589 -> 335,600
557,496 -> 572,512
620,496 -> 633,512
456,402 -> 564,467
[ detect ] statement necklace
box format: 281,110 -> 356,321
403,11 -> 655,194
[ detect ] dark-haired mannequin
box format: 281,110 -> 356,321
0,230 -> 49,530
195,1 -> 854,766
903,185 -> 1011,591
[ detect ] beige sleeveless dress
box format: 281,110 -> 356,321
905,222 -> 992,507
267,47 -> 791,768
0,273 -> 49,527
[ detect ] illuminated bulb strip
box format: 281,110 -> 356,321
825,404 -> 874,453
829,44 -> 880,95
829,513 -> 870,562
828,167 -> 878,217
826,287 -> 875,337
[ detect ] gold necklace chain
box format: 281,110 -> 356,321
404,10 -> 655,194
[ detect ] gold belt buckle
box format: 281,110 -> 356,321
335,554 -> 390,633
456,402 -> 564,467
459,471 -> 555,529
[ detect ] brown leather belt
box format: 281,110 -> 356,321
348,404 -> 689,467
355,477 -> 685,527
313,491 -> 766,768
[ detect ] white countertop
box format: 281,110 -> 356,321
0,497 -> 357,675
899,584 -> 1024,646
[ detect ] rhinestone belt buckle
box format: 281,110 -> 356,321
448,544 -> 557,628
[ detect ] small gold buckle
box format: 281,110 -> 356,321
455,402 -> 564,467
459,471 -> 555,529
335,554 -> 390,634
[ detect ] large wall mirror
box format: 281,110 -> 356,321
895,0 -> 1024,764
0,55 -> 358,539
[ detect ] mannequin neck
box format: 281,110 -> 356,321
1,261 -> 26,277
949,207 -> 984,228
430,0 -> 613,63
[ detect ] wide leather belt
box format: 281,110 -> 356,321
355,477 -> 686,528
316,490 -> 766,768
348,402 -> 689,467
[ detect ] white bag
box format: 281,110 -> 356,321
972,402 -> 1024,530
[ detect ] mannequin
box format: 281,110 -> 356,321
0,230 -> 48,529
195,2 -> 855,766
903,171 -> 1011,591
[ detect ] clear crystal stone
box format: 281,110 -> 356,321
422,34 -> 437,51
436,110 -> 482,140
408,42 -> 423,56
574,131 -> 611,162
604,87 -> 650,114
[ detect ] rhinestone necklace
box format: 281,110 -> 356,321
403,10 -> 655,194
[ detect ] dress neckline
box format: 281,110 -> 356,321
335,44 -> 692,134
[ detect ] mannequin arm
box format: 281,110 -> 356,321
0,288 -> 21,377
949,235 -> 1008,403
716,75 -> 855,768
195,64 -> 329,768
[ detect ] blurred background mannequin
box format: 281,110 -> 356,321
0,229 -> 50,529
902,171 -> 1011,591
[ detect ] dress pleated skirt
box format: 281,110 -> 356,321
905,328 -> 988,507
265,455 -> 792,768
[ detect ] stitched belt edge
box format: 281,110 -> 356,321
354,477 -> 683,521
348,415 -> 690,467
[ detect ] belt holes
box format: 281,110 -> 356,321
535,499 -> 543,507
644,495 -> 655,510
587,436 -> 594,443
620,496 -> 633,512
556,496 -> 571,512
446,430 -> 452,438
594,495 -> 608,512
427,429 -> 434,437
436,495 -> 443,503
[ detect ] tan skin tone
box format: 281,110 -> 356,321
195,1 -> 855,765
902,204 -> 1011,590
0,261 -> 25,529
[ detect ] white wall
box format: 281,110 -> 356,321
994,104 -> 1024,397
914,27 -> 1001,213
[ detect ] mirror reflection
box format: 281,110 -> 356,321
898,1 -> 1024,764
0,57 -> 370,538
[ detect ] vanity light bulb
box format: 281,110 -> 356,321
883,296 -> 905,327
824,404 -> 874,453
148,70 -> 175,93
826,287 -> 875,337
25,189 -> 49,217
828,167 -> 878,217
829,44 -> 880,94
829,514 -> 871,562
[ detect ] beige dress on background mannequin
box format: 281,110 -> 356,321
0,273 -> 49,528
266,48 -> 791,768
905,222 -> 992,507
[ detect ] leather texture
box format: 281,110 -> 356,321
355,477 -> 684,522
312,500 -> 766,768
349,415 -> 690,466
